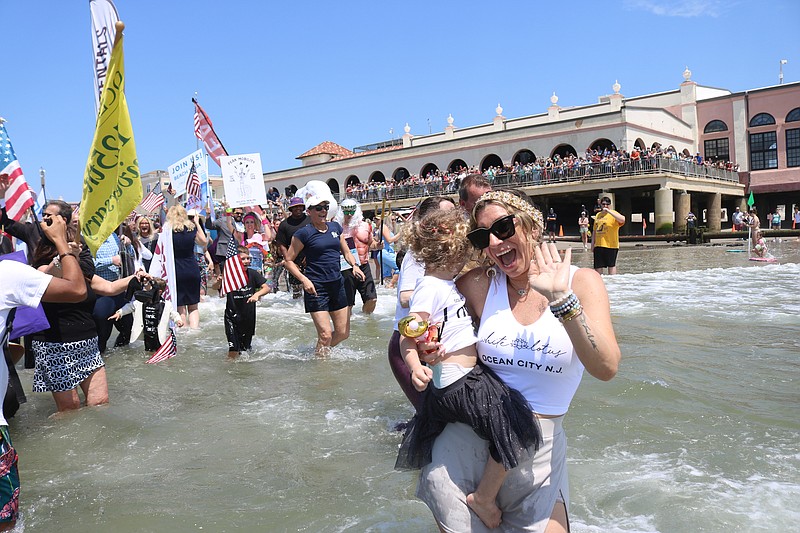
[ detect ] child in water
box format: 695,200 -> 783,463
110,277 -> 183,352
225,247 -> 271,359
753,230 -> 770,258
394,208 -> 541,529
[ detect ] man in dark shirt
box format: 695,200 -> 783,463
274,197 -> 310,299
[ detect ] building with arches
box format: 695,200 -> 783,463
260,70 -> 800,233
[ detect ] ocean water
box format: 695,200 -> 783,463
11,239 -> 800,532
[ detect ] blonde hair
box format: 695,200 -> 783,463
405,209 -> 472,273
166,205 -> 195,232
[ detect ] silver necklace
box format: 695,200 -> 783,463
508,279 -> 528,296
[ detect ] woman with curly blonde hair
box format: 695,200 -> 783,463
395,207 -> 541,530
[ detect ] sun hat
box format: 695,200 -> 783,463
288,196 -> 304,208
304,195 -> 327,209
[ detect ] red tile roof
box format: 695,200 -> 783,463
297,141 -> 354,159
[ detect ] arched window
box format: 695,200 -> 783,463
787,108 -> 800,167
703,120 -> 728,133
749,113 -> 776,127
448,159 -> 468,173
391,168 -> 409,181
480,154 -> 503,172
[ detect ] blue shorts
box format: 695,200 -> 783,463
304,277 -> 348,313
0,427 -> 19,526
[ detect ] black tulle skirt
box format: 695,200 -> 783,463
395,363 -> 542,471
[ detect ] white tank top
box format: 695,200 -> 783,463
476,267 -> 584,415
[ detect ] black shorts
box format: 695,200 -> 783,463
343,263 -> 378,307
304,277 -> 348,313
593,246 -> 619,269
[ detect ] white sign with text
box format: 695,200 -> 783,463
220,153 -> 267,208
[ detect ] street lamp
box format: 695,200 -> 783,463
39,167 -> 47,202
780,59 -> 788,84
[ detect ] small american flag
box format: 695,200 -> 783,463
186,159 -> 201,198
221,252 -> 248,295
0,119 -> 35,221
145,329 -> 177,364
140,183 -> 165,213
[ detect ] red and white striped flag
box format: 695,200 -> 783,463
192,98 -> 228,167
145,329 -> 177,364
139,183 -> 165,213
186,159 -> 201,198
221,252 -> 248,295
0,120 -> 36,221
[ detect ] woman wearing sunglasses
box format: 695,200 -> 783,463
283,195 -> 364,357
416,190 -> 621,533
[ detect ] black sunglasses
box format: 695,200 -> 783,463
467,214 -> 516,249
311,204 -> 330,212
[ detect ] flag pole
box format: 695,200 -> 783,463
194,92 -> 200,151
378,198 -> 386,285
747,226 -> 752,259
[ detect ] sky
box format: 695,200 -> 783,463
2,0 -> 799,202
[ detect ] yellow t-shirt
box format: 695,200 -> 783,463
593,211 -> 623,249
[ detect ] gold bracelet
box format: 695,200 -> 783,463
560,305 -> 583,322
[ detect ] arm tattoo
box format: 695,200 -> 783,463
578,313 -> 598,351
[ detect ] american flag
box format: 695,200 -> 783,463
0,120 -> 35,221
221,252 -> 248,295
140,183 -> 165,213
186,159 -> 201,198
192,98 -> 228,167
145,329 -> 177,364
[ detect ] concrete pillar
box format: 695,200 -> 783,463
707,192 -> 721,232
615,192 -> 632,236
675,192 -> 690,233
654,187 -> 674,234
736,197 -> 747,212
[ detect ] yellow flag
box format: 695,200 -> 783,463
79,32 -> 141,256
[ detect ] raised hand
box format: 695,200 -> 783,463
529,242 -> 572,302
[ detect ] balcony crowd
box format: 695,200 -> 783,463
343,145 -> 740,203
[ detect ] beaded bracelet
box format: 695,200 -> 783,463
548,291 -> 574,308
550,292 -> 580,317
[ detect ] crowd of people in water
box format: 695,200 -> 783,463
10,164 -> 797,531
0,170 -> 630,531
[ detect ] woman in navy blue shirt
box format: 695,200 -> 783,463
283,196 -> 364,357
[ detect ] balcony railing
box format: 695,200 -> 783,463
342,156 -> 741,203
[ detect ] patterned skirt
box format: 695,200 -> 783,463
32,337 -> 105,393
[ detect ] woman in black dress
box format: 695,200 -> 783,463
166,206 -> 207,328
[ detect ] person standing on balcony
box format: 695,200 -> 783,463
591,196 -> 626,275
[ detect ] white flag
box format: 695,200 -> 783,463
148,224 -> 178,313
89,0 -> 120,114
